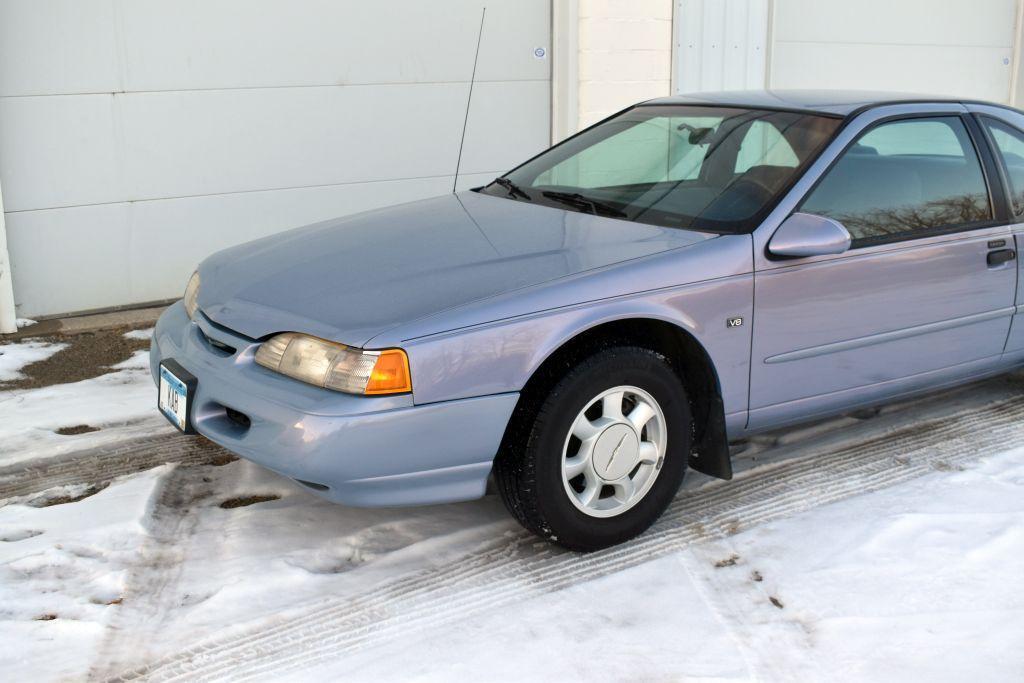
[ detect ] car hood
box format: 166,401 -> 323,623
198,191 -> 716,346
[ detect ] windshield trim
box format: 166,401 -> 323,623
638,100 -> 848,119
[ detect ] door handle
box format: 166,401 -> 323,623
988,248 -> 1017,267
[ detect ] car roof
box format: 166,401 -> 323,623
642,89 -> 1010,117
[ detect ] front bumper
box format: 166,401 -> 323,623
150,302 -> 519,506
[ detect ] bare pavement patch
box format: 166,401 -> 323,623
0,327 -> 151,392
0,433 -> 236,505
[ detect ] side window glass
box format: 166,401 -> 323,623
800,117 -> 992,245
981,117 -> 1024,216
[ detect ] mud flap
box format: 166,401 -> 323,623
688,392 -> 732,480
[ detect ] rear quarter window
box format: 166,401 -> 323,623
981,116 -> 1024,216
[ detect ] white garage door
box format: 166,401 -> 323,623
770,0 -> 1018,101
0,0 -> 552,318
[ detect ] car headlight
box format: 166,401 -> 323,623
183,272 -> 201,319
254,332 -> 412,395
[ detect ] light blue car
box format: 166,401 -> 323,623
152,91 -> 1024,550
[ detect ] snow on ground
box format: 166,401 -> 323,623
1,445 -> 1022,681
0,332 -> 173,466
0,467 -> 169,680
0,339 -> 67,382
123,329 -> 154,341
0,458 -> 515,679
307,448 -> 1024,682
0,331 -> 1023,681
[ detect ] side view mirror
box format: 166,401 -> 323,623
768,213 -> 852,258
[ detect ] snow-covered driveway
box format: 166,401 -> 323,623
1,332 -> 1023,681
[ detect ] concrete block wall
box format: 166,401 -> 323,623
577,0 -> 674,127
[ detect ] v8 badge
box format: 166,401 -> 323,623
726,317 -> 744,328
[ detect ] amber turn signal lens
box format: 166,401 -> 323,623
365,349 -> 412,395
256,333 -> 411,395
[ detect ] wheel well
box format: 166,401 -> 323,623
498,318 -> 732,480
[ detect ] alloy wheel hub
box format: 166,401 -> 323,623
560,385 -> 668,518
591,423 -> 640,481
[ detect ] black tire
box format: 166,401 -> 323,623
494,346 -> 692,551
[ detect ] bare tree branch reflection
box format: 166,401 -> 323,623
826,193 -> 990,240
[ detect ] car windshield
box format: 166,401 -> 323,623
480,104 -> 843,233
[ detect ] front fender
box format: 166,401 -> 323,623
401,273 -> 753,425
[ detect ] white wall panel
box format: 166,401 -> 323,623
2,81 -> 548,215
2,81 -> 552,214
470,0 -> 553,83
0,0 -> 120,97
770,0 -> 1017,101
457,80 -> 553,175
0,95 -> 124,212
773,0 -> 1017,46
4,203 -> 132,315
117,0 -> 482,91
118,84 -> 466,203
675,0 -> 769,93
0,0 -> 552,316
771,43 -> 1014,102
0,0 -> 550,97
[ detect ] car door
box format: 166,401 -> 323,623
748,110 -> 1017,430
973,109 -> 1024,356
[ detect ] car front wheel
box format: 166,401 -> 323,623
495,346 -> 692,551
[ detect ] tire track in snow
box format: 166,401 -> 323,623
0,433 -> 234,503
90,463 -> 220,680
678,540 -> 827,682
110,394 -> 1024,682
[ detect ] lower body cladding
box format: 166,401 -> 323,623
150,302 -> 519,506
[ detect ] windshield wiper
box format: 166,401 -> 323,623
492,177 -> 532,200
541,190 -> 627,218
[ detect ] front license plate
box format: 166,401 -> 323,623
158,361 -> 195,433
